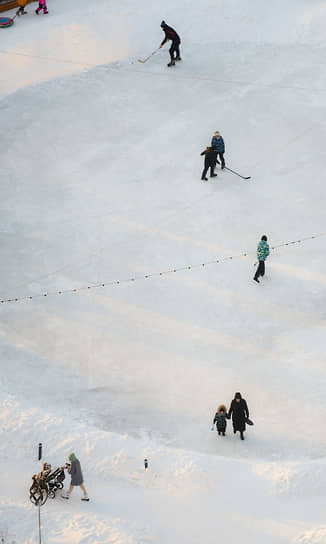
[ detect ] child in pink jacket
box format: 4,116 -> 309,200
35,0 -> 48,14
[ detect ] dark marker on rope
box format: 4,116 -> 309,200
144,458 -> 148,470
38,443 -> 42,461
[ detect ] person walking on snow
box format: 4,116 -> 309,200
61,453 -> 89,501
254,235 -> 270,283
16,0 -> 28,16
211,131 -> 225,169
159,21 -> 181,67
200,146 -> 217,180
228,392 -> 249,440
35,0 -> 48,14
213,405 -> 228,436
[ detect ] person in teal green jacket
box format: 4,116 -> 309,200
254,235 -> 269,283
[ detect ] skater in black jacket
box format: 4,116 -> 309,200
200,147 -> 217,180
159,21 -> 181,67
228,392 -> 249,440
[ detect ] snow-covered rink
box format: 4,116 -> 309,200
1,0 -> 326,542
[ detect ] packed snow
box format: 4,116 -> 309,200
1,0 -> 326,542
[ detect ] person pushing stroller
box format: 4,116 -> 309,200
61,453 -> 89,501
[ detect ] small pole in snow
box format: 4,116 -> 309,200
38,504 -> 42,544
144,459 -> 148,470
38,443 -> 42,461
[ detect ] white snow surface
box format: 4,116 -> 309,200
1,0 -> 326,542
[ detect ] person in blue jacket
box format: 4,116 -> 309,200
254,235 -> 270,283
211,131 -> 225,169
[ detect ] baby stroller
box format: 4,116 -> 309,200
47,466 -> 65,498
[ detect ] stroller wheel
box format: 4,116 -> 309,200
57,482 -> 64,490
48,489 -> 55,499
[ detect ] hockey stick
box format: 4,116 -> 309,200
138,47 -> 161,64
224,166 -> 251,180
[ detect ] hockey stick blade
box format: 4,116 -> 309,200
224,167 -> 251,180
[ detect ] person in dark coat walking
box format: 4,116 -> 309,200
228,392 -> 249,440
61,453 -> 89,501
159,21 -> 181,67
211,131 -> 225,169
200,146 -> 217,180
254,235 -> 270,283
213,404 -> 227,436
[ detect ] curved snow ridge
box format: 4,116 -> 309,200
255,460 -> 326,497
0,503 -> 154,544
293,526 -> 326,544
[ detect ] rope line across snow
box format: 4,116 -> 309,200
0,232 -> 324,305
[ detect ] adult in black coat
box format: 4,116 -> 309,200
200,147 -> 217,180
228,392 -> 249,440
159,21 -> 181,66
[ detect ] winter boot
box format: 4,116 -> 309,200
210,174 -> 217,178
201,177 -> 208,181
240,432 -> 244,440
218,431 -> 221,435
253,277 -> 260,283
81,495 -> 90,501
167,60 -> 175,67
44,9 -> 48,13
175,56 -> 182,61
233,428 -> 236,434
222,432 -> 225,436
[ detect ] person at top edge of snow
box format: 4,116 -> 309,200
61,453 -> 89,501
159,21 -> 181,67
211,131 -> 225,169
254,235 -> 270,283
200,146 -> 217,181
227,392 -> 249,440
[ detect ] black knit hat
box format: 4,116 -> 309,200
235,392 -> 242,399
261,235 -> 267,241
161,20 -> 166,27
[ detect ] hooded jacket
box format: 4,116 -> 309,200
213,404 -> 227,431
68,453 -> 84,486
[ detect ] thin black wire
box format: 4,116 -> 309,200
0,232 -> 324,305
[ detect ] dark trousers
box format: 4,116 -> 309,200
254,260 -> 265,280
170,40 -> 180,60
202,164 -> 215,179
217,152 -> 225,168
